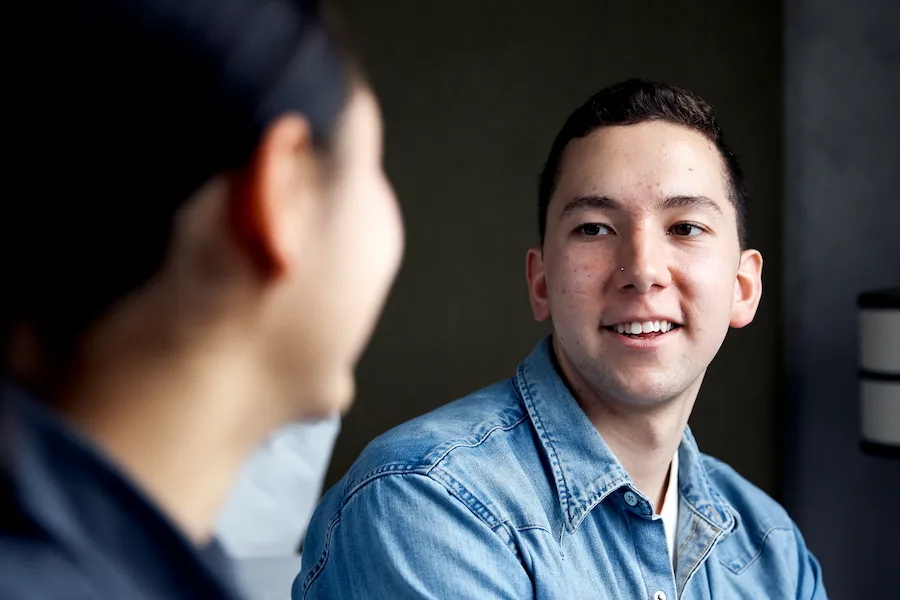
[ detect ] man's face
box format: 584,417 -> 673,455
526,121 -> 762,408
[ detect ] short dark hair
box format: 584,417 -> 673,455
3,0 -> 352,363
537,78 -> 748,248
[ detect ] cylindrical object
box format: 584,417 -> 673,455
858,287 -> 900,458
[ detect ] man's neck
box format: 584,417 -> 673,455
587,399 -> 690,512
552,342 -> 701,512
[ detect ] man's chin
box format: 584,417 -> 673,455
605,368 -> 705,410
612,391 -> 677,409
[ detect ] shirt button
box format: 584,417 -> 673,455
624,491 -> 638,506
654,592 -> 667,600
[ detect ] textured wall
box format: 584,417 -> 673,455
784,0 -> 900,596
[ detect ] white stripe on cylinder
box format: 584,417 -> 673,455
860,380 -> 900,445
859,309 -> 900,374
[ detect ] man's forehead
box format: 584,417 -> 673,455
552,122 -> 730,212
559,194 -> 724,221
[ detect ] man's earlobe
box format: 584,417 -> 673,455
229,114 -> 315,280
526,247 -> 551,322
730,249 -> 763,329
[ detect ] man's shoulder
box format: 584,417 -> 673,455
701,454 -> 793,528
298,379 -> 539,597
340,379 -> 528,494
698,454 -> 827,591
699,453 -> 804,567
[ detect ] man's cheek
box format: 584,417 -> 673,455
549,276 -> 600,321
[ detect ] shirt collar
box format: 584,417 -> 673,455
515,337 -> 736,535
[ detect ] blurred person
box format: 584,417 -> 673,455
296,79 -> 827,599
0,0 -> 403,598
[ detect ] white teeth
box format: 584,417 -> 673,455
612,320 -> 677,334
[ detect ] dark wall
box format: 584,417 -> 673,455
784,1 -> 900,597
327,0 -> 784,501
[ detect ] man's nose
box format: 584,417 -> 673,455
614,227 -> 672,294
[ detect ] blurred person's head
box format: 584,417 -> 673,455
526,79 -> 762,412
3,1 -> 403,442
3,0 -> 405,540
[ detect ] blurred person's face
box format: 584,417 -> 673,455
272,88 -> 403,416
5,84 -> 400,446
244,86 -> 404,418
526,121 -> 761,409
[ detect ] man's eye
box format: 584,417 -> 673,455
576,223 -> 612,236
669,222 -> 704,237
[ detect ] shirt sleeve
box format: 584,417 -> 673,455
791,523 -> 828,600
294,472 -> 533,599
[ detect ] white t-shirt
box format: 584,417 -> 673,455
658,449 -> 680,568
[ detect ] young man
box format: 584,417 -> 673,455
295,79 -> 827,599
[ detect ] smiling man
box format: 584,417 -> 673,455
295,79 -> 827,599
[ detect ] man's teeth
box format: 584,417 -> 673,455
613,320 -> 674,334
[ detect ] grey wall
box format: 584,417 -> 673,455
784,1 -> 900,597
327,0 -> 784,506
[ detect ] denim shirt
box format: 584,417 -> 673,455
296,339 -> 827,599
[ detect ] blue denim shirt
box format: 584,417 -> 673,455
296,339 -> 827,599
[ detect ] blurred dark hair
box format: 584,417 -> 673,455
3,0 -> 353,367
537,78 -> 748,248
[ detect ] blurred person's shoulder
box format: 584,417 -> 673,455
1,386 -> 100,598
0,383 -> 244,600
0,514 -> 101,600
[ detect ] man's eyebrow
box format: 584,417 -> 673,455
559,195 -> 623,218
660,195 -> 723,215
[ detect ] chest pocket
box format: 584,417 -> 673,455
715,524 -> 793,574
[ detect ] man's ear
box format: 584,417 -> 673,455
730,249 -> 763,328
526,247 -> 551,322
229,114 -> 317,279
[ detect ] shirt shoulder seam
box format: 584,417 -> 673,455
343,411 -> 528,529
302,471 -> 518,596
345,409 -> 529,500
423,413 -> 529,477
